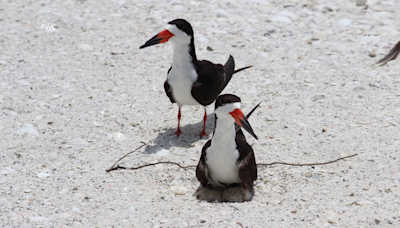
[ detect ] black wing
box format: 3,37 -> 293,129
196,140 -> 212,187
221,55 -> 235,90
163,67 -> 175,103
191,56 -> 235,106
236,134 -> 257,193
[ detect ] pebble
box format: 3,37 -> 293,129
216,9 -> 229,18
170,186 -> 188,195
130,206 -> 136,212
360,35 -> 380,44
328,218 -> 336,224
72,139 -> 90,147
37,172 -> 51,178
8,29 -> 18,34
0,167 -> 15,175
112,132 -> 126,142
356,200 -> 374,206
336,19 -> 352,27
6,145 -> 16,149
375,26 -> 398,35
260,51 -> 268,58
93,122 -> 104,127
29,216 -> 49,223
52,94 -> 61,99
156,148 -> 169,156
313,93 -> 326,101
47,153 -> 57,161
196,37 -> 209,43
369,51 -> 376,57
312,31 -> 326,40
394,173 -> 400,183
72,206 -> 80,213
171,5 -> 185,14
77,44 -> 93,51
271,16 -> 291,23
276,11 -> 297,20
269,177 -> 279,185
24,189 -> 32,193
356,0 -> 367,6
16,124 -> 38,135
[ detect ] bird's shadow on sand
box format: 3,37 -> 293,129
144,114 -> 215,153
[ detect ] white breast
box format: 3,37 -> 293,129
206,146 -> 241,186
205,116 -> 241,186
167,64 -> 199,106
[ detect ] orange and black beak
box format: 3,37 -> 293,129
230,109 -> 258,140
140,29 -> 174,49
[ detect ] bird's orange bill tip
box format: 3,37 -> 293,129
139,29 -> 174,49
158,29 -> 174,43
230,109 -> 258,140
229,109 -> 245,126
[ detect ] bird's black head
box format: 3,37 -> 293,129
139,18 -> 198,64
168,19 -> 194,37
215,94 -> 241,110
214,94 -> 258,140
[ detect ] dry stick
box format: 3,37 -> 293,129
106,153 -> 358,172
122,162 -> 196,170
106,141 -> 152,172
257,153 -> 358,167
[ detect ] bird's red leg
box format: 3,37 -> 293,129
199,109 -> 209,138
172,108 -> 182,136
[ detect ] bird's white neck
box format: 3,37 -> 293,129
210,116 -> 237,154
171,43 -> 196,72
166,42 -> 199,106
206,115 -> 240,186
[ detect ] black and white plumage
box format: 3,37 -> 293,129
140,19 -> 251,138
195,94 -> 258,202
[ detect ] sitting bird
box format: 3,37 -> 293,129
195,94 -> 258,202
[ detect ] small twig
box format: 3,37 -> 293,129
106,154 -> 358,172
106,141 -> 152,172
109,162 -> 196,172
257,154 -> 358,167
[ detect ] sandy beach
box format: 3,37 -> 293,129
1,0 -> 400,227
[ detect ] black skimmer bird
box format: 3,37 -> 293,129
195,94 -> 258,202
140,19 -> 251,138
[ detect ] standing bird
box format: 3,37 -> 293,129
140,19 -> 251,138
195,94 -> 258,202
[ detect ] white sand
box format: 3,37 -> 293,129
1,0 -> 400,227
